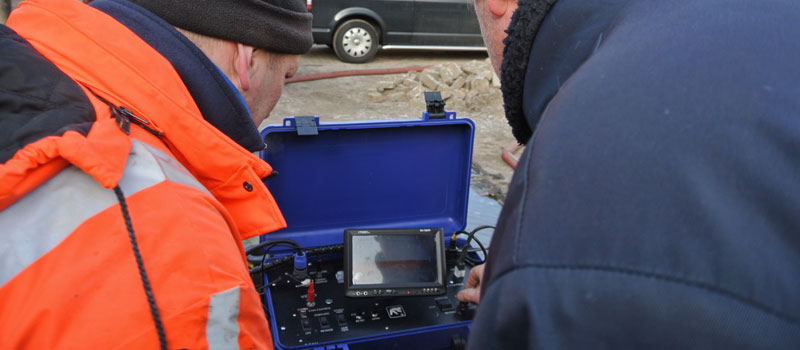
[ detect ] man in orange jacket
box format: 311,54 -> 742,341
0,0 -> 311,348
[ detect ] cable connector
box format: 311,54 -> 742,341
448,233 -> 458,250
453,265 -> 465,279
306,280 -> 316,307
293,251 -> 308,279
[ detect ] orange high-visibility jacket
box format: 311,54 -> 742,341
0,0 -> 286,348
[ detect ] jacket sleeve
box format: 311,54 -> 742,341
467,266 -> 800,349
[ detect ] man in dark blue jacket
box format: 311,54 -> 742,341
457,0 -> 800,347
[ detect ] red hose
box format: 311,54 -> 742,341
502,142 -> 522,169
285,65 -> 432,84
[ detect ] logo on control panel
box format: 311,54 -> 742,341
386,305 -> 406,319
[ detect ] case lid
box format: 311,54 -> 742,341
259,112 -> 474,247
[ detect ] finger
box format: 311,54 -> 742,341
456,288 -> 480,304
464,265 -> 484,289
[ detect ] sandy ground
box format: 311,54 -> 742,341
263,45 -> 519,203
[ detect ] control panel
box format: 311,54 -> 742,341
263,252 -> 475,349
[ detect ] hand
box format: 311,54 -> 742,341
456,264 -> 485,304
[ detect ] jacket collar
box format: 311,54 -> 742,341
501,0 -> 629,144
500,0 -> 558,145
90,0 -> 266,153
8,0 -> 285,238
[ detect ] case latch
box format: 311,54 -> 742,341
424,91 -> 446,119
294,116 -> 319,136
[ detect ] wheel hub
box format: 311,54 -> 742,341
343,27 -> 372,58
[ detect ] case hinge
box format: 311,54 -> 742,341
294,116 -> 319,136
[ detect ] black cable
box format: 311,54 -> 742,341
245,239 -> 302,275
251,254 -> 295,278
245,239 -> 301,255
464,246 -> 489,266
247,241 -> 302,292
253,244 -> 346,292
114,186 -> 167,350
449,230 -> 469,250
250,244 -> 343,277
465,235 -> 488,262
246,243 -> 298,266
457,225 -> 494,268
260,243 -> 302,273
453,232 -> 488,264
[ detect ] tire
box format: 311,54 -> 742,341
333,19 -> 379,63
2,0 -> 11,23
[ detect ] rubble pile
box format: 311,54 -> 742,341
367,59 -> 502,113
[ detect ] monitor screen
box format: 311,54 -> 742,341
345,228 -> 445,297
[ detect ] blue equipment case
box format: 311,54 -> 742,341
258,109 -> 476,350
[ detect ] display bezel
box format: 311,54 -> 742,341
344,228 -> 446,297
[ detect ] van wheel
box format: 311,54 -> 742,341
333,19 -> 379,63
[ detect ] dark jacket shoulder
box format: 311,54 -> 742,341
473,0 -> 800,347
0,25 -> 94,163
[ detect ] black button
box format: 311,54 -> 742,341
336,313 -> 347,326
243,181 -> 253,191
319,316 -> 330,328
301,318 -> 311,330
436,298 -> 453,311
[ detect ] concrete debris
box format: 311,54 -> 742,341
460,60 -> 485,76
468,75 -> 490,93
367,91 -> 383,103
466,89 -> 480,101
419,70 -> 442,90
369,59 -> 501,113
491,70 -> 501,88
376,80 -> 396,91
450,76 -> 466,90
386,92 -> 406,102
406,85 -> 424,100
436,62 -> 463,85
445,63 -> 464,80
401,78 -> 419,87
441,89 -> 453,100
480,68 -> 494,81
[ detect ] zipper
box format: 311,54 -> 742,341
84,86 -> 164,137
112,105 -> 164,137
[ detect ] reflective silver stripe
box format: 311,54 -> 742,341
207,286 -> 241,350
0,166 -> 117,286
0,139 -> 206,286
136,140 -> 209,195
119,139 -> 168,195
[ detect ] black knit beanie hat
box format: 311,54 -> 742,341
128,0 -> 313,54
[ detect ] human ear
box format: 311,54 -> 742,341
487,0 -> 509,17
235,43 -> 254,91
